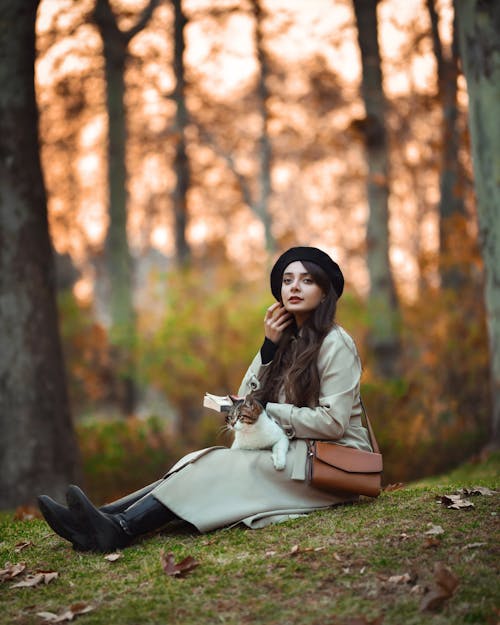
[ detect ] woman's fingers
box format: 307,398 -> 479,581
264,304 -> 293,342
264,302 -> 281,320
274,315 -> 293,330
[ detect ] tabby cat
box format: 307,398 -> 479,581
226,395 -> 289,470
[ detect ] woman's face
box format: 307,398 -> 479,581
281,261 -> 325,325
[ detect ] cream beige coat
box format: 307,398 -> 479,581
152,325 -> 372,532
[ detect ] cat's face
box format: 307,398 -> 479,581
225,396 -> 262,431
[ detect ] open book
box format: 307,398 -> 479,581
203,393 -> 243,412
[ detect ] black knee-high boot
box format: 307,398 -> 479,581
99,480 -> 164,514
37,480 -> 163,550
67,485 -> 176,553
37,495 -> 96,552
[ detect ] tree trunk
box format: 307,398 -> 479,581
0,0 -> 81,508
427,0 -> 468,290
172,0 -> 191,266
352,0 -> 400,378
455,0 -> 500,448
252,0 -> 276,253
92,0 -> 159,414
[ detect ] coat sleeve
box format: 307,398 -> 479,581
265,327 -> 362,440
237,350 -> 272,397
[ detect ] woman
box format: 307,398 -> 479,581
38,246 -> 373,553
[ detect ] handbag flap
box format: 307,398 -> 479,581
314,442 -> 383,474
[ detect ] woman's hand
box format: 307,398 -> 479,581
264,302 -> 293,344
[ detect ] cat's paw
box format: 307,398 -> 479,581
272,455 -> 286,470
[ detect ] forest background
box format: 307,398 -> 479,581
0,0 -> 499,509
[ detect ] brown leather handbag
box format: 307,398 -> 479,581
307,401 -> 383,498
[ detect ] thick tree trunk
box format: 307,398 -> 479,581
0,0 -> 81,508
455,0 -> 500,448
252,0 -> 276,253
352,0 -> 400,378
92,0 -> 159,414
172,0 -> 191,266
427,0 -> 468,290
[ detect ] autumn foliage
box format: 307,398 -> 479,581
55,258 -> 491,500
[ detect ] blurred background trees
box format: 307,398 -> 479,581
352,0 -> 401,378
0,0 -> 82,507
454,0 -> 500,450
1,0 -> 498,508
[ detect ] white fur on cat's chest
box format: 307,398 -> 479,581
230,410 -> 289,470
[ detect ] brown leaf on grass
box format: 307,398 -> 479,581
383,483 -> 405,492
103,553 -> 122,562
14,540 -> 34,553
423,536 -> 441,549
461,542 -> 487,550
458,486 -> 496,497
160,550 -> 199,578
11,571 -> 58,588
37,602 -> 94,622
439,494 -> 474,509
420,562 -> 459,612
13,505 -> 40,521
425,523 -> 444,535
0,562 -> 26,582
387,572 -> 413,584
286,544 -> 325,557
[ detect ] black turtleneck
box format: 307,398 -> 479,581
260,337 -> 278,365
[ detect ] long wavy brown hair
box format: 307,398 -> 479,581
255,261 -> 338,407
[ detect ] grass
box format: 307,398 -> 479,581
1,453 -> 499,625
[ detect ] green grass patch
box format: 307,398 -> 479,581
1,453 -> 499,625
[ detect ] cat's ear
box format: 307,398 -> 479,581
246,394 -> 263,409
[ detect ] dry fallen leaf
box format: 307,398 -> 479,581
458,486 -> 496,497
388,573 -> 413,584
0,562 -> 26,582
420,562 -> 459,612
104,553 -> 122,562
383,483 -> 405,492
439,494 -> 474,510
14,540 -> 34,553
290,544 -> 300,556
37,602 -> 94,622
11,571 -> 58,588
14,505 -> 40,521
423,536 -> 441,549
462,542 -> 487,550
425,523 -> 445,536
37,613 -> 60,623
160,550 -> 199,578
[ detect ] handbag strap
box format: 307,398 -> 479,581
360,398 -> 381,454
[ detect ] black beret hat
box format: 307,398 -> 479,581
270,246 -> 344,300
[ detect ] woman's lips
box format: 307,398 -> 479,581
288,297 -> 303,303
